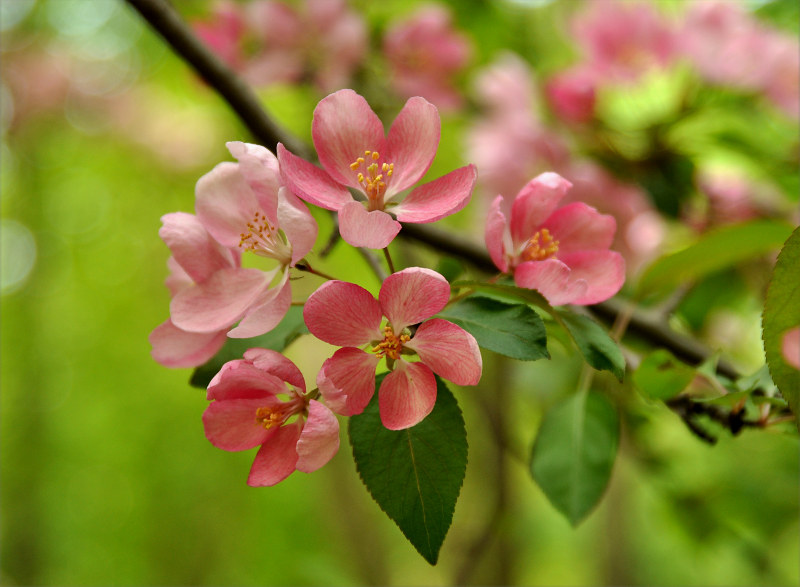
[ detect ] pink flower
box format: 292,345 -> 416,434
545,66 -> 598,124
169,141 -> 317,339
203,348 -> 339,486
383,5 -> 472,111
485,172 -> 626,306
303,268 -> 482,430
782,327 -> 800,370
278,89 -> 477,249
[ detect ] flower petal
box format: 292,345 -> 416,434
509,172 -> 572,249
203,397 -> 277,451
485,195 -> 510,273
277,143 -> 353,210
312,89 -> 386,188
379,361 -> 437,430
195,162 -> 258,248
149,319 -> 227,369
277,187 -> 318,266
247,421 -> 303,486
244,348 -> 307,393
382,96 -> 440,195
295,400 -> 340,473
228,270 -> 292,338
540,202 -> 616,254
207,359 -> 288,401
159,212 -> 236,284
304,280 -> 383,346
317,347 -> 380,416
405,319 -> 482,386
558,250 -> 626,305
226,141 -> 282,223
379,267 -> 451,333
514,258 -> 588,306
338,201 -> 401,249
392,164 -> 477,223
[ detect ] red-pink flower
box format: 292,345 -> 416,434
203,348 -> 339,486
485,172 -> 625,306
303,268 -> 482,430
545,66 -> 598,124
278,89 -> 477,249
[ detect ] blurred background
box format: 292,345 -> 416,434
1,0 -> 798,584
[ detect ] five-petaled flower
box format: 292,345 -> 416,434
278,89 -> 477,249
203,348 -> 340,486
485,172 -> 625,306
303,267 -> 482,430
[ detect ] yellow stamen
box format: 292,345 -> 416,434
372,325 -> 411,360
255,406 -> 285,430
349,151 -> 395,206
522,228 -> 559,262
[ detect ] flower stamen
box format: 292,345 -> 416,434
239,211 -> 292,265
372,325 -> 410,360
522,228 -> 559,261
349,151 -> 395,208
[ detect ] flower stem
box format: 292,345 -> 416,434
382,247 -> 396,274
295,261 -> 338,281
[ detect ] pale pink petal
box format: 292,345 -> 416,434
228,270 -> 291,338
247,421 -> 303,486
159,212 -> 236,284
304,280 -> 383,346
202,397 -> 277,451
559,250 -> 625,305
195,162 -> 258,248
277,143 -> 353,210
540,202 -> 616,254
782,327 -> 800,370
379,361 -> 437,430
510,172 -> 572,249
405,319 -> 482,386
207,359 -> 287,401
338,202 -> 401,249
317,347 -> 380,416
392,164 -> 477,223
514,258 -> 588,306
165,256 -> 193,296
277,187 -> 317,266
226,141 -> 282,223
382,96 -> 440,195
245,348 -> 307,393
380,267 -> 451,333
485,195 -> 510,273
295,400 -> 340,473
312,89 -> 386,188
170,267 -> 269,333
149,319 -> 227,369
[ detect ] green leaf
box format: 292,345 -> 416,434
189,306 -> 308,388
762,226 -> 800,429
633,349 -> 696,401
435,257 -> 464,283
530,391 -> 619,526
349,375 -> 467,565
451,279 -> 552,310
558,312 -> 626,381
438,296 -> 549,361
638,220 -> 794,296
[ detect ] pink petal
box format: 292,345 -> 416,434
379,361 -> 437,430
202,397 -> 277,451
379,267 -> 451,333
195,162 -> 258,248
317,347 -> 380,416
277,187 -> 317,266
207,359 -> 288,401
149,319 -> 227,369
485,195 -> 510,273
277,143 -> 353,210
514,258 -> 588,306
540,202 -> 616,254
312,89 -> 387,188
510,172 -> 572,249
338,201 -> 401,249
295,400 -> 340,473
304,280 -> 383,346
245,348 -> 307,393
382,96 -> 440,195
165,256 -> 193,296
247,421 -> 303,486
170,267 -> 269,333
392,164 -> 477,223
159,212 -> 236,284
782,327 -> 800,370
226,141 -> 282,223
558,250 -> 626,305
227,270 -> 292,338
405,319 -> 482,386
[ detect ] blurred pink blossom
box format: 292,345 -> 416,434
782,327 -> 800,370
545,66 -> 598,124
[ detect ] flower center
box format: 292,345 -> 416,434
372,325 -> 410,360
522,228 -> 559,262
239,211 -> 292,265
349,150 -> 394,209
254,394 -> 305,430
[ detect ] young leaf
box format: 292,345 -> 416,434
438,296 -> 549,361
349,375 -> 467,565
189,306 -> 308,388
558,312 -> 626,381
530,391 -> 619,526
633,349 -> 696,401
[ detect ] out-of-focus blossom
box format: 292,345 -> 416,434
383,5 -> 471,111
279,89 -> 476,249
203,348 -> 339,486
194,0 -> 366,92
303,268 -> 482,430
690,168 -> 761,230
485,172 -> 625,306
545,66 -> 598,124
782,327 -> 800,370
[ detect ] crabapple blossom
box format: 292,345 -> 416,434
485,172 -> 625,306
203,348 -> 339,486
278,89 -> 477,249
783,327 -> 800,370
303,268 -> 482,430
